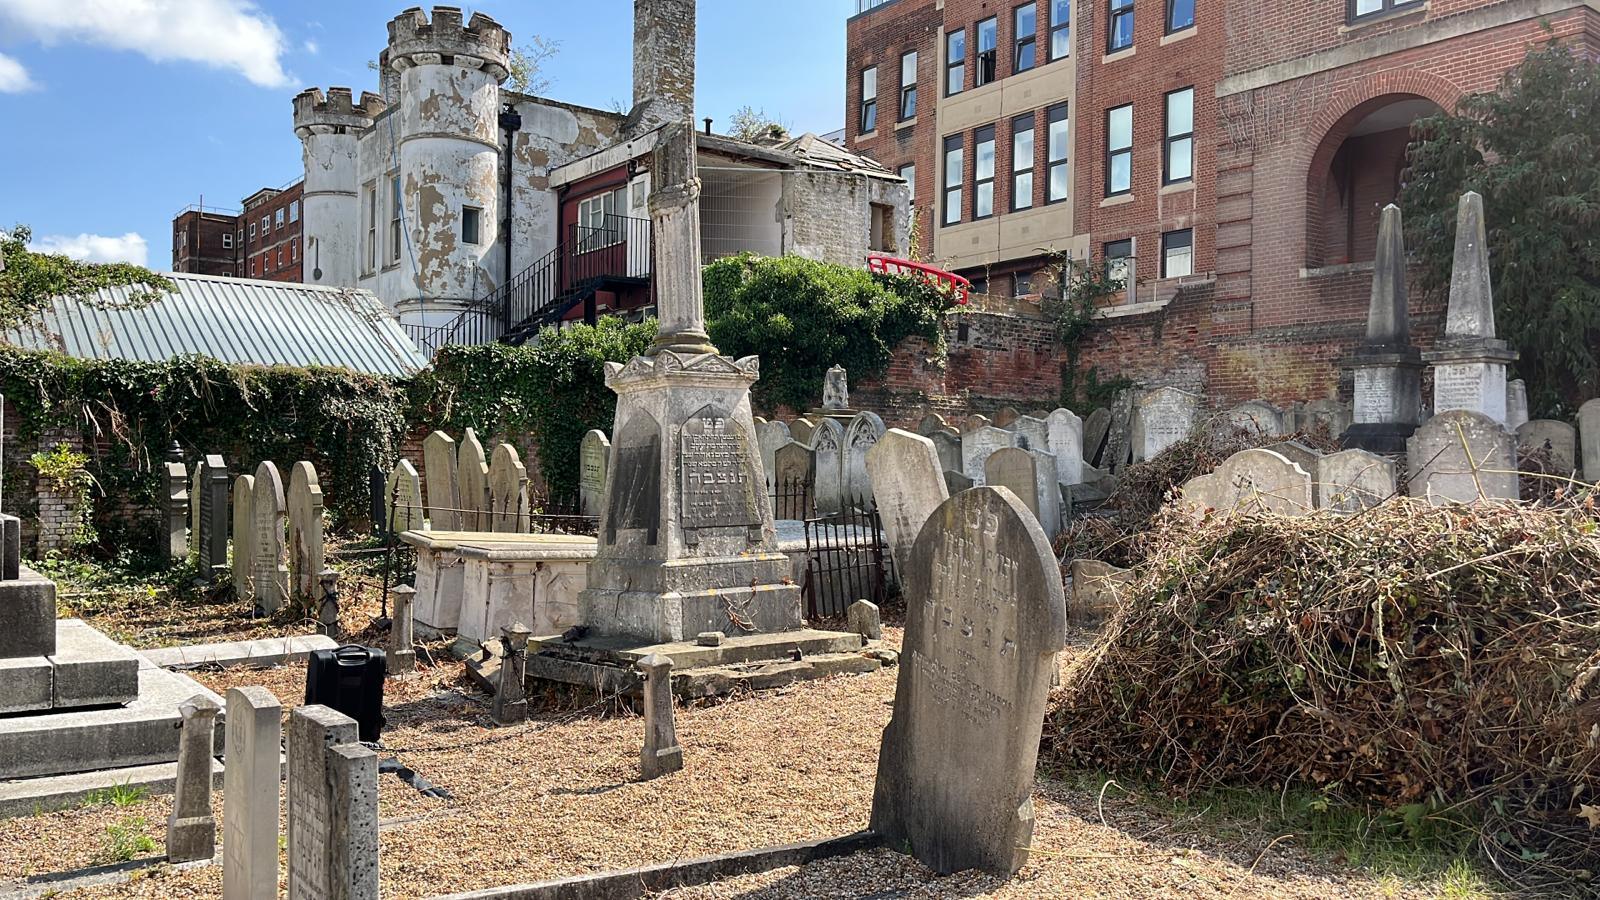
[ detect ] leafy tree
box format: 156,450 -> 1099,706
703,253 -> 957,412
727,105 -> 790,143
506,37 -> 560,95
0,225 -> 172,329
1400,44 -> 1600,415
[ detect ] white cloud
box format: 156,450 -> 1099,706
0,51 -> 34,92
0,0 -> 289,88
34,232 -> 149,267
303,39 -> 319,55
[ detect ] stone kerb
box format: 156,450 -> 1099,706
1406,410 -> 1519,504
870,487 -> 1067,876
865,429 -> 949,580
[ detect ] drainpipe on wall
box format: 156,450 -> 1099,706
500,106 -> 523,296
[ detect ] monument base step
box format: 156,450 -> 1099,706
1341,422 -> 1418,455
0,758 -> 226,819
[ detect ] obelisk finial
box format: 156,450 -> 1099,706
1365,204 -> 1410,349
1445,191 -> 1496,341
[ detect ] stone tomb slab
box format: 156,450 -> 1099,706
453,537 -> 598,649
48,618 -> 141,708
402,530 -> 589,636
0,565 -> 56,658
0,656 -> 52,715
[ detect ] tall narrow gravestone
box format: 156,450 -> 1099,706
811,417 -> 846,516
232,474 -> 255,604
488,444 -> 530,534
844,411 -> 886,508
579,430 -> 611,517
1582,399 -> 1600,484
1343,203 -> 1424,452
871,487 -> 1066,876
458,428 -> 490,531
386,460 -> 425,534
252,462 -> 290,615
772,441 -> 816,521
225,686 -> 282,900
287,462 -> 324,602
198,455 -> 229,579
756,420 -> 790,492
1046,408 -> 1084,486
865,429 -> 949,580
422,431 -> 461,531
165,460 -> 188,565
1423,193 -> 1518,426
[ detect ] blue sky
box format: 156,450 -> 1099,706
0,0 -> 854,269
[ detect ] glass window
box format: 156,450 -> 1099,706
1108,0 -> 1134,53
1164,87 -> 1194,185
1105,238 -> 1133,287
261,215 -> 270,233
1047,103 -> 1070,204
289,200 -> 300,223
1162,229 -> 1193,278
899,163 -> 916,201
1106,104 -> 1133,196
860,66 -> 878,133
462,206 -> 482,245
1012,114 -> 1035,212
900,52 -> 918,120
291,241 -> 298,262
1167,0 -> 1195,32
248,222 -> 255,239
1350,0 -> 1422,21
1050,0 -> 1071,60
976,18 -> 998,86
973,125 -> 996,219
221,232 -> 232,249
390,175 -> 403,263
943,135 -> 964,226
1014,272 -> 1033,297
577,187 -> 628,250
946,29 -> 967,96
1014,5 -> 1037,74
275,209 -> 284,229
363,184 -> 376,272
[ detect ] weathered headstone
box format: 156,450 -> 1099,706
916,412 -> 949,436
1406,410 -> 1519,504
847,599 -> 883,641
1423,193 -> 1518,425
458,428 -> 490,531
928,429 -> 962,475
189,464 -> 204,560
961,413 -> 993,434
865,429 -> 949,578
1069,559 -> 1131,628
1009,415 -> 1050,452
1101,392 -> 1137,471
1301,399 -> 1353,440
422,431 -> 460,531
1315,449 -> 1397,513
231,474 -> 255,604
1224,400 -> 1284,437
287,705 -> 377,900
985,447 -> 1062,539
811,418 -> 846,516
1192,449 -> 1314,517
389,584 -> 416,675
385,460 -> 425,533
1344,204 -> 1424,452
678,404 -> 763,542
772,441 -> 816,520
579,429 -> 612,517
870,487 -> 1067,876
166,694 -> 221,863
488,445 -> 530,534
993,406 -> 1021,428
198,455 -> 229,578
755,420 -> 790,492
1507,379 -> 1530,431
1136,387 -> 1201,461
944,469 -> 975,496
165,460 -> 188,565
252,462 -> 290,615
287,462 -> 324,602
822,364 -> 850,411
1046,409 -> 1084,486
1582,398 -> 1600,483
961,425 -> 1015,482
844,411 -> 886,508
637,653 -> 684,779
493,623 -> 531,724
224,686 -> 282,900
788,417 -> 817,446
1516,419 -> 1579,475
1082,408 -> 1112,466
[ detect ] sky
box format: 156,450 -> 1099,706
0,0 -> 856,270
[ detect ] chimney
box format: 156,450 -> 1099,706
633,0 -> 696,131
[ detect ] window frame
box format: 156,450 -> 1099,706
275,209 -> 285,230
1162,229 -> 1194,279
1105,103 -> 1133,198
1347,0 -> 1423,22
1163,87 -> 1195,186
221,232 -> 233,250
1049,0 -> 1072,61
1107,0 -> 1135,54
975,17 -> 998,87
389,175 -> 403,264
899,51 -> 918,121
362,183 -> 377,273
289,200 -> 300,223
1166,0 -> 1196,34
946,28 -> 967,97
1104,238 -> 1134,288
248,222 -> 256,240
1011,113 -> 1036,212
972,124 -> 997,221
942,134 -> 965,227
860,66 -> 879,133
898,163 -> 916,202
1014,4 -> 1038,74
1046,103 -> 1070,205
462,205 -> 482,246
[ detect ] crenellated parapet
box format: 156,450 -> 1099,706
385,6 -> 510,82
292,87 -> 385,138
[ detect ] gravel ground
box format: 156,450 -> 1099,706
0,626 -> 1462,899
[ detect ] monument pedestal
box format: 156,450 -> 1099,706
1342,349 -> 1423,454
1423,341 -> 1519,427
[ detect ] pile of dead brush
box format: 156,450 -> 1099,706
1045,498 -> 1600,892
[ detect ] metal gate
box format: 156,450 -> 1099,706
802,494 -> 892,620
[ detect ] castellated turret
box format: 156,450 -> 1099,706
385,6 -> 511,324
293,88 -> 385,288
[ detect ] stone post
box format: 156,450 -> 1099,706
317,569 -> 340,639
225,687 -> 282,900
492,622 -> 532,724
637,653 -> 683,779
167,694 -> 222,863
326,743 -> 380,900
165,450 -> 189,566
389,584 -> 416,674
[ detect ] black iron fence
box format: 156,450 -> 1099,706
802,493 -> 892,620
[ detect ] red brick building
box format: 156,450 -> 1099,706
845,0 -> 1600,416
171,207 -> 242,277
241,182 -> 304,284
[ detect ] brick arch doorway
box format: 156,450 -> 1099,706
1304,94 -> 1445,269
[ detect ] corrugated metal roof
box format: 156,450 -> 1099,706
3,272 -> 429,377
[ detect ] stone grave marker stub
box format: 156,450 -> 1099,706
232,474 -> 255,603
422,431 -> 460,531
252,462 -> 289,614
993,406 -> 1021,428
579,429 -> 612,517
1582,399 -> 1600,483
679,404 -> 761,540
822,364 -> 850,410
167,693 -> 221,863
866,429 -> 949,579
870,486 -> 1067,876
458,428 -> 490,531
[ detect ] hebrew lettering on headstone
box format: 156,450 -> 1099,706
579,429 -> 612,518
287,462 -> 325,602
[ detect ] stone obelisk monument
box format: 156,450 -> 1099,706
1342,203 -> 1424,453
577,120 -> 802,643
1423,191 -> 1518,426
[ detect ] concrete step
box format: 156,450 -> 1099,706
49,619 -> 141,708
0,758 -> 224,819
0,656 -> 52,715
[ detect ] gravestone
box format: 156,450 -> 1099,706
1507,380 -> 1530,431
866,429 -> 950,578
1046,409 -> 1084,486
1516,419 -> 1579,475
1136,387 -> 1201,461
488,444 -> 530,534
944,469 -> 974,495
788,417 -> 817,446
755,420 -> 790,491
579,430 -> 611,517
1195,449 -> 1314,516
928,430 -> 962,474
1423,193 -> 1518,425
167,694 -> 221,863
189,464 -> 204,560
1082,408 -> 1112,467
286,705 -> 377,900
844,411 -> 886,508
165,460 -> 188,565
1102,392 -> 1136,470
251,462 -> 289,615
422,431 -> 460,531
848,599 -> 883,641
198,455 -> 229,579
1301,399 -> 1353,440
1315,449 -> 1397,513
389,584 -> 415,675
772,441 -> 816,520
225,686 -> 281,900
985,447 -> 1061,539
1344,204 -> 1424,452
1406,409 -> 1519,504
961,413 -> 992,434
1582,399 -> 1600,483
811,418 -> 846,516
993,406 -> 1021,428
916,413 -> 949,436
385,460 -> 425,533
637,654 -> 684,779
870,487 -> 1067,876
961,425 -> 1015,482
822,364 -> 850,411
287,462 -> 324,602
1224,400 -> 1284,436
1009,415 -> 1049,453
231,475 -> 255,604
457,428 -> 490,531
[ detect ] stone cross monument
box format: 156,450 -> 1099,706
578,118 -> 801,643
1423,192 -> 1518,426
1342,203 -> 1424,453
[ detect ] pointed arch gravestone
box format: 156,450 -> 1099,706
287,462 -> 324,602
489,444 -> 530,534
811,418 -> 846,516
232,474 -> 255,604
458,428 -> 490,531
251,462 -> 290,615
844,411 -> 886,508
865,429 -> 948,579
1407,410 -> 1519,504
870,486 -> 1067,876
386,460 -> 425,533
422,431 -> 460,531
579,430 -> 612,517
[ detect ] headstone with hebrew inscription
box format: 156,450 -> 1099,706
1046,409 -> 1084,485
422,431 -> 460,531
1406,409 -> 1518,504
457,428 -> 490,531
870,487 -> 1066,876
1136,387 -> 1201,461
386,460 -> 425,533
679,404 -> 762,540
865,429 -> 948,579
811,417 -> 846,516
252,462 -> 290,614
962,413 -> 993,434
287,462 -> 324,602
579,429 -> 611,517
